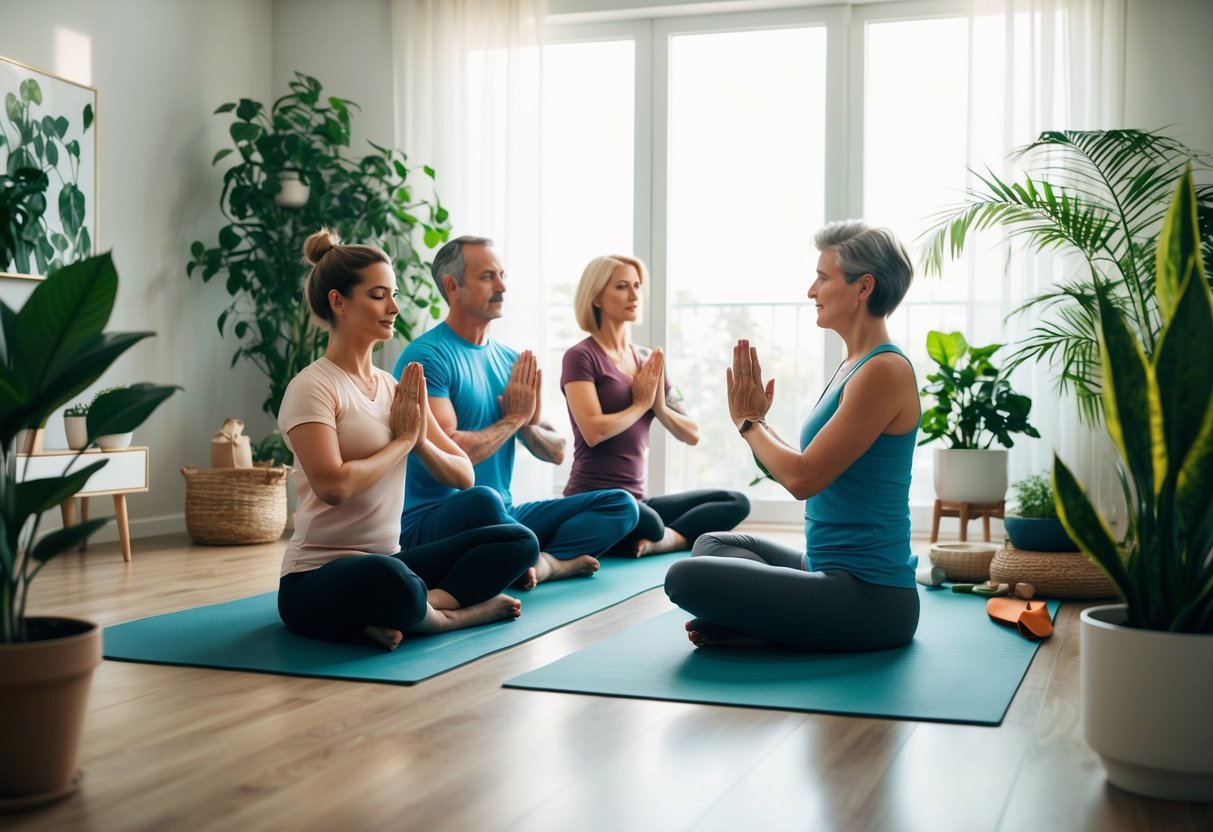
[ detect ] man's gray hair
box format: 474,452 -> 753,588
432,235 -> 494,303
814,221 -> 913,317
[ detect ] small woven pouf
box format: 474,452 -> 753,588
989,544 -> 1117,599
928,542 -> 999,582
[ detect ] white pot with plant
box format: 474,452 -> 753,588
0,254 -> 179,808
1054,171 -> 1213,802
918,330 -> 1041,504
86,387 -> 133,449
62,402 -> 89,451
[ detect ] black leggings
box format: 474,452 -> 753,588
607,489 -> 750,557
278,523 -> 538,644
664,532 -> 920,651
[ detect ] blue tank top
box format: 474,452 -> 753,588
799,344 -> 917,588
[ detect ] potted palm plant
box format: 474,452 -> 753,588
918,330 -> 1040,503
921,129 -> 1213,425
0,253 -> 179,809
1003,472 -> 1078,551
1054,169 -> 1213,801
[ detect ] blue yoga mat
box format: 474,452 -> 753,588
505,588 -> 1060,725
103,552 -> 686,684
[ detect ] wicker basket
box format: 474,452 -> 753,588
182,464 -> 288,545
989,544 -> 1117,599
928,542 -> 999,582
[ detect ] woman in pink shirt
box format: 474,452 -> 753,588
277,229 -> 536,650
561,255 -> 749,557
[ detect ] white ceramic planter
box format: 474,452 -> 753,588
933,448 -> 1008,504
95,432 -> 133,450
275,170 -> 310,208
64,416 -> 89,450
1081,604 -> 1213,801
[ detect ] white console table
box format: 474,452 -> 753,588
15,446 -> 150,563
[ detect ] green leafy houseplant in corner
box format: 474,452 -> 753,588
921,129 -> 1213,425
188,72 -> 451,464
919,330 -> 1040,504
0,253 -> 179,805
1053,169 -> 1213,801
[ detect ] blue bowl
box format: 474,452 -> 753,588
1004,515 -> 1079,552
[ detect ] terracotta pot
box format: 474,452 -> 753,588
0,618 -> 101,811
1081,605 -> 1213,801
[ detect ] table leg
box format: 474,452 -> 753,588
61,498 -> 77,528
959,502 -> 970,542
113,494 -> 132,563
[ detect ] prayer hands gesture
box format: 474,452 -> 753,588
392,362 -> 428,448
631,347 -> 664,410
501,350 -> 540,426
727,339 -> 774,428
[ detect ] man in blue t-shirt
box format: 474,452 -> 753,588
394,235 -> 638,585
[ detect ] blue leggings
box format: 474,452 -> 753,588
664,532 -> 920,651
403,485 -> 638,560
279,522 -> 536,644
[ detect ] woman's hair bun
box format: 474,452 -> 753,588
303,227 -> 342,265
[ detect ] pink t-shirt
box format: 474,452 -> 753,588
277,357 -> 405,576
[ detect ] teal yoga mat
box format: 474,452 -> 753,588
505,588 -> 1060,725
103,551 -> 686,684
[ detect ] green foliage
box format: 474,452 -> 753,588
187,73 -> 452,461
921,129 -> 1213,425
918,330 -> 1040,449
63,401 -> 88,417
1010,472 -> 1057,519
1054,169 -> 1213,633
0,77 -> 94,273
0,253 -> 180,642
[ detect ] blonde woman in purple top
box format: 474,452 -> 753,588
561,255 -> 750,556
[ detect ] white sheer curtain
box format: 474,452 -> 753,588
391,0 -> 552,502
969,0 -> 1126,520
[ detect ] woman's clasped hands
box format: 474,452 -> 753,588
392,361 -> 428,449
726,339 -> 775,428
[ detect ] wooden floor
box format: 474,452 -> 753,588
10,530 -> 1213,832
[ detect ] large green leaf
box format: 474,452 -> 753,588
12,253 -> 116,397
86,384 -> 181,438
925,330 -> 965,368
1156,167 -> 1203,322
29,518 -> 109,564
10,460 -> 107,525
1053,456 -> 1129,601
1097,290 -> 1160,500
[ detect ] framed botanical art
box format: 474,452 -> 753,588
1,53 -> 98,280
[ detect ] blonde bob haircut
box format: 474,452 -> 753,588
573,255 -> 648,333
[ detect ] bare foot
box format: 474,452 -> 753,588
364,625 -> 404,651
534,551 -> 599,583
684,618 -> 768,648
410,595 -> 522,633
635,528 -> 688,557
514,567 -> 538,591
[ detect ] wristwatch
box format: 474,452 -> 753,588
738,418 -> 764,435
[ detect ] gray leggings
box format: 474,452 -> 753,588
664,532 -> 920,651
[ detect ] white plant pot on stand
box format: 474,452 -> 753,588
933,448 -> 1008,504
1081,604 -> 1213,801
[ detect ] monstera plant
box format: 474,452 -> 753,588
188,72 -> 451,463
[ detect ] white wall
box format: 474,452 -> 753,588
1124,0 -> 1213,151
1,0 -> 274,542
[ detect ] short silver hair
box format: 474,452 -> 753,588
814,221 -> 913,317
432,235 -> 493,303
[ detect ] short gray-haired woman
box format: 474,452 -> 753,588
664,221 -> 921,650
561,254 -> 750,556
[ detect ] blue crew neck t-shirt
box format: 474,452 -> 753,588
393,322 -> 520,527
799,343 -> 917,589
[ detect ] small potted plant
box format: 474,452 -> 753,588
1,253 -> 179,806
918,330 -> 1041,503
1055,169 -> 1213,800
88,387 -> 133,449
1003,472 -> 1078,551
63,401 -> 90,450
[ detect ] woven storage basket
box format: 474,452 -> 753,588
928,542 -> 999,582
990,544 -> 1116,599
182,464 -> 288,545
